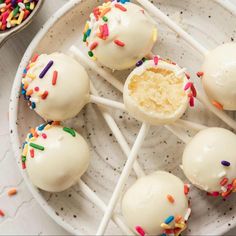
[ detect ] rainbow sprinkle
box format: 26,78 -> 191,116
39,60 -> 54,78
135,226 -> 146,236
63,127 -> 76,137
221,160 -> 230,167
0,0 -> 38,31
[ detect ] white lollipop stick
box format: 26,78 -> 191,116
70,46 -> 123,93
89,82 -> 145,178
78,180 -> 134,235
175,119 -> 207,131
215,0 -> 236,15
90,95 -> 126,111
96,123 -> 150,235
135,0 -> 208,56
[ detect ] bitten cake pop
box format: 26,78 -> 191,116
83,0 -> 157,70
121,171 -> 190,236
123,58 -> 193,125
21,52 -> 90,121
182,127 -> 236,197
201,43 -> 236,110
21,123 -> 90,192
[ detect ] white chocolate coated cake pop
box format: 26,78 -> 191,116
121,171 -> 190,236
182,127 -> 236,197
21,123 -> 90,192
123,58 -> 193,125
83,0 -> 157,70
201,43 -> 236,110
21,53 -> 90,121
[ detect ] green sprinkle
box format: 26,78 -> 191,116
83,33 -> 87,42
22,156 -> 26,162
88,51 -> 94,57
13,6 -> 20,17
103,16 -> 108,22
30,143 -> 45,151
63,127 -> 76,137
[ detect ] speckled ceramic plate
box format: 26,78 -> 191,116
9,0 -> 236,235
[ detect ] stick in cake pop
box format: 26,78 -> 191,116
214,0 -> 236,15
83,0 -> 157,70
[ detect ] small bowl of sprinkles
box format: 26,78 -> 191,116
0,0 -> 44,47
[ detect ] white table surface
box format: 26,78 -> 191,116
0,0 -> 236,235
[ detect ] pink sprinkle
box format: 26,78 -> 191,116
135,226 -> 145,236
42,133 -> 47,139
103,24 -> 109,37
189,96 -> 194,107
153,56 -> 159,66
197,71 -> 204,77
191,84 -> 197,97
185,72 -> 190,80
30,149 -> 34,158
208,191 -> 220,197
34,87 -> 39,92
184,82 -> 193,91
227,184 -> 233,190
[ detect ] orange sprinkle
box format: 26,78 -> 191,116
114,39 -> 125,47
115,3 -> 127,11
90,42 -> 98,51
24,83 -> 29,90
167,194 -> 175,203
232,179 -> 236,188
212,100 -> 223,110
31,53 -> 39,63
30,128 -> 35,134
220,177 -> 228,186
184,184 -> 189,195
222,189 -> 231,198
52,70 -> 58,86
26,89 -> 33,96
41,91 -> 49,100
0,209 -> 5,217
100,7 -> 111,18
8,188 -> 17,196
52,121 -> 61,126
175,215 -> 182,223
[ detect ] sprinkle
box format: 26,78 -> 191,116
115,3 -> 127,11
38,124 -> 46,131
63,127 -> 76,137
161,223 -> 171,229
196,71 -> 204,77
102,16 -> 108,22
44,124 -> 51,130
184,184 -> 189,195
22,162 -> 26,169
184,208 -> 191,221
90,42 -> 98,51
52,70 -> 58,86
212,100 -> 223,110
189,96 -> 194,107
153,55 -> 159,66
34,86 -> 39,92
232,179 -> 236,188
222,189 -> 232,198
39,60 -> 54,79
16,10 -> 24,25
41,91 -> 49,100
30,149 -> 34,158
167,194 -> 175,203
218,171 -> 226,178
175,215 -> 182,223
135,226 -> 146,236
26,89 -> 33,96
31,53 -> 39,63
136,60 -> 143,67
52,121 -> 61,126
152,28 -> 158,42
221,160 -> 230,167
0,209 -> 5,217
88,51 -> 94,57
184,82 -> 192,91
114,39 -> 125,47
8,188 -> 17,196
185,72 -> 190,80
100,7 -> 111,18
175,222 -> 185,229
42,133 -> 47,139
220,177 -> 228,186
29,143 -> 45,151
164,215 -> 174,224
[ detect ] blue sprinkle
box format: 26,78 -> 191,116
23,68 -> 27,74
29,133 -> 33,139
164,215 -> 174,224
38,124 -> 46,131
21,89 -> 26,95
221,160 -> 230,167
31,102 -> 36,109
86,29 -> 91,37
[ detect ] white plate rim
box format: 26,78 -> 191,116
8,0 -> 236,235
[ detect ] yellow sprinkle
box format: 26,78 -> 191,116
11,20 -> 18,25
83,22 -> 89,34
29,137 -> 36,142
17,11 -> 24,25
27,74 -> 36,80
29,62 -> 36,68
22,144 -> 28,156
91,56 -> 97,61
30,2 -> 35,10
44,124 -> 51,130
7,11 -> 13,22
175,222 -> 185,229
152,28 -> 158,42
160,223 -> 171,229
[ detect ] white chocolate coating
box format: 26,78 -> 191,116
123,60 -> 190,125
22,53 -> 90,121
182,128 -> 236,193
122,171 -> 189,235
202,43 -> 236,110
85,1 -> 157,70
23,125 -> 90,192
